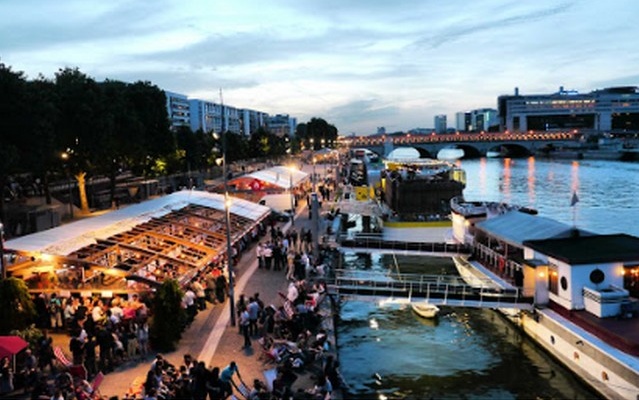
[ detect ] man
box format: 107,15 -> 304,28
247,297 -> 260,337
220,361 -> 242,399
239,306 -> 251,349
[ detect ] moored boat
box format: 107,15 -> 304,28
411,303 -> 440,318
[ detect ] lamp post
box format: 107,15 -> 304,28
221,131 -> 236,327
288,167 -> 295,226
0,222 -> 5,280
61,152 -> 73,219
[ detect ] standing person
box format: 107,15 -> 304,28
239,306 -> 251,349
206,366 -> 224,400
247,297 -> 260,337
263,242 -> 273,271
136,320 -> 150,359
0,356 -> 14,394
256,243 -> 264,269
194,278 -> 207,311
48,294 -> 63,331
215,272 -> 228,303
235,294 -> 247,334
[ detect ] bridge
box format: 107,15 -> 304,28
338,234 -> 471,257
327,270 -> 534,310
344,130 -> 580,158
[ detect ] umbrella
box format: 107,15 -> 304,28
0,336 -> 28,359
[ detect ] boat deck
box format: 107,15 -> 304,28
549,301 -> 639,357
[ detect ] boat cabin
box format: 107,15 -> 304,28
523,234 -> 639,318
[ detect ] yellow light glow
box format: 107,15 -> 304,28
40,253 -> 54,262
539,272 -> 545,278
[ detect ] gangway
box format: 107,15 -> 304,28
337,233 -> 472,257
327,270 -> 534,310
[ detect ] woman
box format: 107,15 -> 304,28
0,356 -> 14,394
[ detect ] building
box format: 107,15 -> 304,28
470,108 -> 498,132
165,91 -> 191,131
189,99 -> 223,133
267,114 -> 297,137
167,92 -> 294,136
456,112 -> 472,132
498,86 -> 639,133
377,127 -> 386,135
434,114 -> 447,134
241,109 -> 268,137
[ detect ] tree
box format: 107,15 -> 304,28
150,279 -> 186,352
295,118 -> 338,150
0,278 -> 36,334
0,63 -> 29,226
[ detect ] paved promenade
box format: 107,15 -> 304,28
91,201 -> 329,398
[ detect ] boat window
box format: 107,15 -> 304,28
590,269 -> 605,284
560,276 -> 568,291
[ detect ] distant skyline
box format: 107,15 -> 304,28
2,0 -> 638,135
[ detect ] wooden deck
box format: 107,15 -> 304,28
549,301 -> 639,357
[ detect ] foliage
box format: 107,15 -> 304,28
0,278 -> 37,335
150,279 -> 186,352
10,325 -> 44,350
295,117 -> 338,150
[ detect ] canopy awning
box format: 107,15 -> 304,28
244,166 -> 308,189
0,336 -> 28,359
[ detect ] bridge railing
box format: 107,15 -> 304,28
328,270 -> 532,307
337,233 -> 471,254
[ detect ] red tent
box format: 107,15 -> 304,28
0,336 -> 28,359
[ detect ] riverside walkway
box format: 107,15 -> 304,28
37,197 -> 336,399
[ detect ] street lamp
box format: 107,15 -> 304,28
0,222 -> 5,280
287,166 -> 296,226
61,152 -> 73,219
215,131 -> 236,327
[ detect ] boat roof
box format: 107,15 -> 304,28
524,234 -> 639,265
475,210 -> 585,247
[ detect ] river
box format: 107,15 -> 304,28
337,157 -> 638,399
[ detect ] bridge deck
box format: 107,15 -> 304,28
328,271 -> 534,310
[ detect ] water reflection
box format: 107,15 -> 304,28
338,252 -> 601,399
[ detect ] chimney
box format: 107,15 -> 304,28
514,87 -> 519,96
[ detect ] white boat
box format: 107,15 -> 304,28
411,303 -> 440,318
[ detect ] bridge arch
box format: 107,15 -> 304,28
487,143 -> 533,158
389,146 -> 435,159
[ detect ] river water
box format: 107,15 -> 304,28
337,157 -> 639,399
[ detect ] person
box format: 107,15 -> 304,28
206,366 -> 224,400
239,305 -> 251,349
247,297 -> 260,337
48,293 -> 63,331
0,356 -> 14,394
220,361 -> 242,399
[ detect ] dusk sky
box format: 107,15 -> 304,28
2,0 -> 638,135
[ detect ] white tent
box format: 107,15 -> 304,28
6,190 -> 270,256
244,166 -> 308,189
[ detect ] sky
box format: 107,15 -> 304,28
2,0 -> 639,135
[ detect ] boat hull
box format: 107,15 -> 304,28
411,303 -> 440,318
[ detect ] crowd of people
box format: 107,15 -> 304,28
4,159 -> 346,400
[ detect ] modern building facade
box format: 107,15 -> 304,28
166,91 -> 293,135
470,108 -> 498,132
434,114 -> 447,134
498,86 -> 639,133
456,112 -> 472,132
165,91 -> 191,130
267,114 -> 297,137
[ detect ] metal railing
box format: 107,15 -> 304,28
337,233 -> 471,254
328,270 -> 533,309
